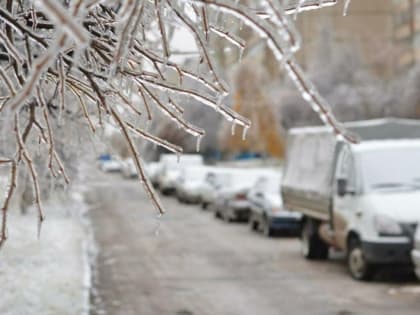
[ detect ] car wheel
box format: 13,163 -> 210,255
222,209 -> 232,223
347,238 -> 375,281
202,202 -> 208,210
262,217 -> 273,237
301,219 -> 329,260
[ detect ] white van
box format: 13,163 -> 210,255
282,119 -> 420,280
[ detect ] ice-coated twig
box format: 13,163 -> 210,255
35,0 -> 89,45
109,106 -> 165,215
209,26 -> 246,50
0,158 -> 17,248
0,0 -> 349,244
183,0 -> 353,142
155,0 -> 170,59
166,0 -> 229,93
0,31 -> 25,65
15,115 -> 45,229
343,0 -> 352,16
284,0 -> 337,14
126,122 -> 184,154
135,75 -> 251,128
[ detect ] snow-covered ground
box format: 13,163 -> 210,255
0,191 -> 91,315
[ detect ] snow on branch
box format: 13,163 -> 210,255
0,0 -> 351,244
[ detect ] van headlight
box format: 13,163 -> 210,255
374,215 -> 403,236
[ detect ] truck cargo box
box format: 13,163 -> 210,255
281,118 -> 420,221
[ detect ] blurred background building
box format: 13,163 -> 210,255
393,0 -> 420,70
295,0 -> 395,78
150,1 -> 420,160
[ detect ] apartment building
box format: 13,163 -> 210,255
393,0 -> 420,70
294,0 -> 396,77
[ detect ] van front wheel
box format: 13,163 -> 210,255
347,238 -> 375,281
301,219 -> 329,260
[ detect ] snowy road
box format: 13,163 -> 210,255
86,174 -> 420,315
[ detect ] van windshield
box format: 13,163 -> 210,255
359,146 -> 420,192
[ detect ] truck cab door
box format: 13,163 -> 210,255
333,147 -> 357,250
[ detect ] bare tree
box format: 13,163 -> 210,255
219,60 -> 285,158
278,24 -> 393,129
0,0 -> 353,245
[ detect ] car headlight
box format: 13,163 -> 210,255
374,215 -> 403,236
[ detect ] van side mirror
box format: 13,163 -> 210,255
337,178 -> 348,197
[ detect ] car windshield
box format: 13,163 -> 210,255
359,145 -> 420,192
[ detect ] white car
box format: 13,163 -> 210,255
176,166 -> 212,204
199,172 -> 229,210
248,175 -> 302,237
145,162 -> 163,187
121,158 -> 138,178
158,168 -> 181,195
158,154 -> 204,195
99,156 -> 122,172
213,169 -> 279,222
412,224 -> 420,279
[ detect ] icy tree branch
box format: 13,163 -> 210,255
0,0 -> 352,243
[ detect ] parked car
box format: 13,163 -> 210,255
412,224 -> 420,280
198,171 -> 228,209
282,118 -> 420,280
176,166 -> 211,203
158,154 -> 203,195
99,155 -> 122,172
121,158 -> 137,178
145,162 -> 163,187
248,175 -> 302,237
213,169 -> 277,222
159,168 -> 181,195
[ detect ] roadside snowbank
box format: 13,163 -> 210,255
0,192 -> 90,315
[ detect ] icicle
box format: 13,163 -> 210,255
238,47 -> 244,63
294,0 -> 307,20
312,105 -> 321,112
217,95 -> 224,107
37,136 -> 42,156
126,80 -> 134,101
343,0 -> 351,16
154,226 -> 160,236
231,122 -> 236,135
37,218 -> 43,240
196,135 -> 203,152
154,213 -> 162,236
48,174 -> 54,198
302,91 -> 312,102
242,125 -> 249,141
58,107 -> 64,127
145,119 -> 152,132
176,152 -> 181,163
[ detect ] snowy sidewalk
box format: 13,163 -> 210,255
0,192 -> 90,315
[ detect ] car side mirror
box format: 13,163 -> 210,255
337,178 -> 348,197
